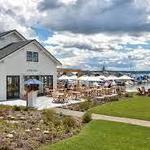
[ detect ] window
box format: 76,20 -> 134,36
26,51 -> 39,62
33,52 -> 38,62
27,51 -> 32,61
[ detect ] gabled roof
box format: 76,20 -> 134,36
0,39 -> 61,66
0,29 -> 26,40
31,39 -> 61,66
0,30 -> 14,38
0,40 -> 33,60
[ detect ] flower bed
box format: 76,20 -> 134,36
0,105 -> 82,150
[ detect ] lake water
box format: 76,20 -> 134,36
126,82 -> 150,92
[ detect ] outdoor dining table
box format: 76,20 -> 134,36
84,89 -> 92,97
58,88 -> 65,92
102,88 -> 111,95
71,91 -> 81,100
95,88 -> 102,96
56,92 -> 66,103
57,92 -> 64,96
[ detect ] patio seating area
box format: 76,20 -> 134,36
44,85 -> 121,105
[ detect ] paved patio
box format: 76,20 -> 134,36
0,96 -> 85,110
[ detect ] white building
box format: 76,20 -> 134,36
0,30 -> 61,101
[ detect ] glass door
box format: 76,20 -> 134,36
7,76 -> 20,99
41,75 -> 53,95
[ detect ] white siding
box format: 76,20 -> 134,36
0,42 -> 57,101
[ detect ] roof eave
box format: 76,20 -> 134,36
32,39 -> 62,66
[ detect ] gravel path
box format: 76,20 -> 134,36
55,108 -> 150,127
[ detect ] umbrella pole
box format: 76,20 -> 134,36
77,80 -> 80,89
26,98 -> 28,107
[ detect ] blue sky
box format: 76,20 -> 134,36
32,26 -> 50,41
0,0 -> 150,71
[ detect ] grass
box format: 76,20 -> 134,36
89,96 -> 150,120
40,120 -> 150,150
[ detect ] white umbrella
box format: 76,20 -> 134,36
106,75 -> 119,80
93,82 -> 99,86
98,75 -> 106,80
119,75 -> 133,80
58,75 -> 70,80
78,76 -> 102,82
88,76 -> 103,82
69,75 -> 78,80
78,75 -> 90,81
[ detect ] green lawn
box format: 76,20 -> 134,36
89,96 -> 150,120
40,120 -> 150,150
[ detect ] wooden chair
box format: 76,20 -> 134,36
52,91 -> 60,103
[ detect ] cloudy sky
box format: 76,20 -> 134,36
0,0 -> 150,71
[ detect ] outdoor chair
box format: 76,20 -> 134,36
94,96 -> 105,104
52,91 -> 60,103
58,92 -> 69,103
137,88 -> 144,96
70,91 -> 81,100
45,88 -> 53,97
147,89 -> 150,97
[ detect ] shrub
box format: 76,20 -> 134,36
0,105 -> 12,111
63,116 -> 76,128
82,112 -> 92,123
85,97 -> 92,102
21,106 -> 29,111
13,105 -> 21,111
79,101 -> 93,111
42,109 -> 56,124
111,96 -> 119,101
124,92 -> 134,98
54,118 -> 62,127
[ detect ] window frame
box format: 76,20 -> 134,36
26,51 -> 39,62
26,51 -> 33,62
32,52 -> 39,62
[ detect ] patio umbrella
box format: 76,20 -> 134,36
93,82 -> 99,86
119,75 -> 134,80
105,75 -> 119,81
98,75 -> 106,80
88,76 -> 103,82
78,75 -> 90,81
24,79 -> 43,85
68,75 -> 78,80
58,75 -> 70,80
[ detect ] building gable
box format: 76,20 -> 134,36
0,40 -> 61,66
0,41 -> 58,75
0,30 -> 26,49
31,40 -> 61,66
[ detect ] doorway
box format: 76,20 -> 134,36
7,76 -> 20,99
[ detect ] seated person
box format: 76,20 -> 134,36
137,87 -> 143,96
141,86 -> 147,95
67,85 -> 72,91
147,89 -> 150,97
73,85 -> 78,91
64,81 -> 68,91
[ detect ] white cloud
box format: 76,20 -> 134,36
45,31 -> 150,70
0,0 -> 41,38
38,0 -> 150,34
0,0 -> 149,71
